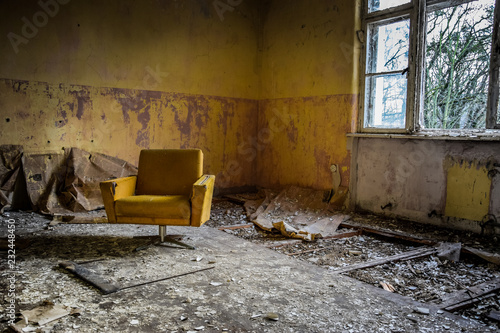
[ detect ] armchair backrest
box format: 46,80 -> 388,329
136,149 -> 203,196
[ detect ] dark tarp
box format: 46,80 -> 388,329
0,145 -> 23,210
19,147 -> 137,214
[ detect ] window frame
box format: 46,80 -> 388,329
487,0 -> 500,129
359,0 -> 500,134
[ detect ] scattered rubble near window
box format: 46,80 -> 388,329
360,0 -> 500,133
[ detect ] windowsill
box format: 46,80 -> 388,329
347,130 -> 500,141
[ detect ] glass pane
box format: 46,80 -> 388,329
368,0 -> 410,13
364,74 -> 407,128
366,19 -> 410,74
497,74 -> 500,124
497,95 -> 500,125
498,94 -> 500,124
423,0 -> 495,129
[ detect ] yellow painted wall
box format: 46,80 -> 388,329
257,95 -> 356,189
0,0 -> 361,193
257,0 -> 360,190
0,79 -> 259,189
260,1 -> 360,99
445,158 -> 492,221
0,0 -> 260,98
0,0 -> 261,190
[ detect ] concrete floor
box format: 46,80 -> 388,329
0,212 -> 491,332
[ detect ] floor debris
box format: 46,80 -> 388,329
59,261 -> 120,295
10,301 -> 72,332
242,186 -> 350,241
59,260 -> 215,294
208,197 -> 500,330
2,200 -> 500,332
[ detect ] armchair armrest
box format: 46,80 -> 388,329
190,174 -> 215,227
100,176 -> 137,223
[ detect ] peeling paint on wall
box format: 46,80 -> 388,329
444,157 -> 492,222
0,79 -> 259,190
354,138 -> 500,233
257,94 -> 356,190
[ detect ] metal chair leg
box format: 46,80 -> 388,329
159,225 -> 166,243
157,225 -> 195,250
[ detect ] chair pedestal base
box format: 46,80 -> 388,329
158,225 -> 195,250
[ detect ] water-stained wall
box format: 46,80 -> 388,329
0,80 -> 259,188
0,0 -> 261,190
257,0 -> 360,191
353,138 -> 500,233
0,0 -> 361,194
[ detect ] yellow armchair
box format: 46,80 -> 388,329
100,149 -> 215,248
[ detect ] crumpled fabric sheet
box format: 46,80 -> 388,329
0,144 -> 23,210
243,186 -> 350,241
21,147 -> 137,214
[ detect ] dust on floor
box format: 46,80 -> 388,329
0,203 -> 497,332
211,198 -> 500,330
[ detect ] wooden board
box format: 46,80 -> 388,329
332,247 -> 437,274
439,277 -> 500,311
339,222 -> 437,246
59,261 -> 120,294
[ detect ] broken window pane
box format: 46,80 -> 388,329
364,18 -> 409,129
364,74 -> 407,128
423,0 -> 495,129
368,0 -> 410,13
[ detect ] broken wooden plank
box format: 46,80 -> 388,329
322,230 -> 363,240
332,247 -> 438,274
266,230 -> 362,249
462,246 -> 500,265
438,277 -> 500,311
286,232 -> 363,256
443,292 -> 497,312
338,223 -> 497,264
339,222 -> 437,246
486,310 -> 500,322
59,261 -> 120,295
218,223 -> 254,231
60,261 -> 215,294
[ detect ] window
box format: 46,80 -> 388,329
360,0 -> 500,133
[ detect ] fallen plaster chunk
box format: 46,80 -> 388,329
21,303 -> 70,326
265,313 -> 279,321
380,282 -> 396,293
436,242 -> 461,262
415,307 -> 430,315
210,282 -> 223,286
12,302 -> 71,332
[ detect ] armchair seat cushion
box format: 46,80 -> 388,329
115,195 -> 191,219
